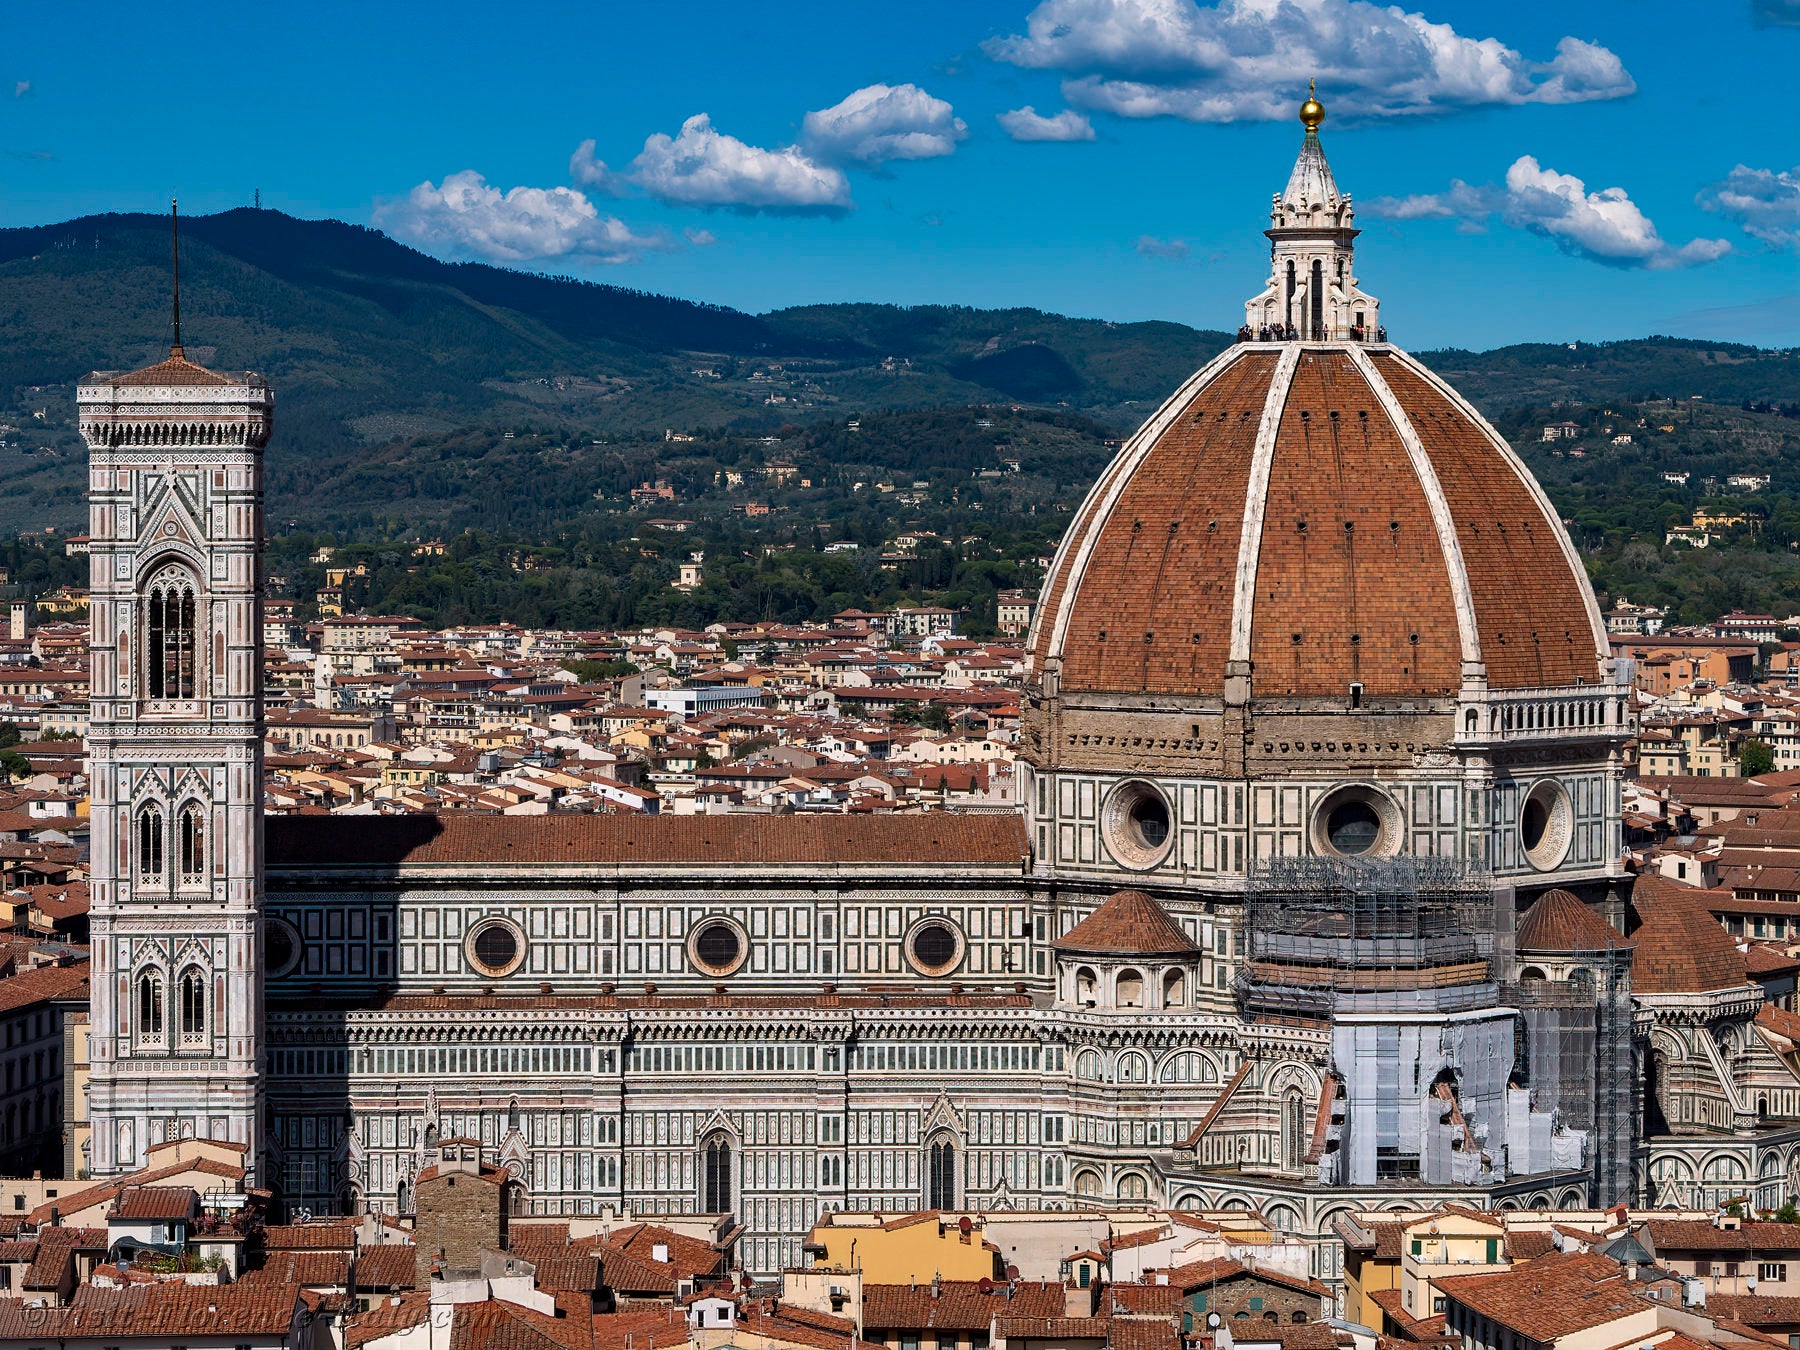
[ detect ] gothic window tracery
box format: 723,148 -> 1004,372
136,804 -> 165,887
703,1135 -> 733,1213
178,803 -> 206,887
179,967 -> 207,1046
137,970 -> 166,1048
926,1137 -> 957,1210
146,567 -> 198,700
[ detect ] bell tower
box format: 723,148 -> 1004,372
77,204 -> 272,1179
1244,83 -> 1382,341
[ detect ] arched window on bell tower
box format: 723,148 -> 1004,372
178,967 -> 207,1046
145,566 -> 198,700
178,803 -> 206,888
137,970 -> 166,1049
136,804 -> 166,887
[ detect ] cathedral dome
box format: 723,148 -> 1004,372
1029,342 -> 1607,700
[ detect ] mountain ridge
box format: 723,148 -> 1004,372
0,208 -> 1795,536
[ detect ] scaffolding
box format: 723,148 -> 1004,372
1238,856 -> 1496,1017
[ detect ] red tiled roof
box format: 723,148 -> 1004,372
109,1185 -> 197,1221
2,1281 -> 303,1336
1433,1251 -> 1649,1339
0,958 -> 90,1014
450,1296 -> 593,1350
347,1290 -> 431,1348
355,1243 -> 419,1289
239,1250 -> 352,1287
1515,889 -> 1631,954
864,1280 -> 1065,1331
1056,890 -> 1197,957
108,349 -> 240,388
266,812 -> 1026,869
1629,875 -> 1754,994
264,1221 -> 357,1250
22,1225 -> 106,1289
1643,1220 -> 1800,1254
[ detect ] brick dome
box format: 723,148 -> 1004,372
1029,343 -> 1609,699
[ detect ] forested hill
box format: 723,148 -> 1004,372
0,207 -> 1794,539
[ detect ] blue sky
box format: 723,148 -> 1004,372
3,0 -> 1797,348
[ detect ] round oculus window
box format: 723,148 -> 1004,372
1311,786 -> 1400,859
1102,781 -> 1176,870
906,918 -> 964,976
1519,780 -> 1573,871
264,918 -> 301,979
689,918 -> 748,977
465,918 -> 526,978
1326,800 -> 1382,855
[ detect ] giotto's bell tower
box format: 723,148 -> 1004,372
77,206 -> 272,1179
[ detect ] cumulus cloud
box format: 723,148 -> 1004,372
603,114 -> 850,214
997,105 -> 1097,141
1698,164 -> 1800,249
13,80 -> 29,98
1135,234 -> 1190,258
684,226 -> 718,246
984,0 -> 1634,122
1752,0 -> 1800,26
375,171 -> 670,264
569,139 -> 623,195
801,83 -> 966,165
1366,156 -> 1731,269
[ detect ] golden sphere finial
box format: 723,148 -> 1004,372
1299,79 -> 1325,132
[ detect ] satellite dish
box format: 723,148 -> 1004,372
959,1216 -> 973,1235
1208,1313 -> 1222,1330
1006,1265 -> 1020,1280
978,1278 -> 995,1294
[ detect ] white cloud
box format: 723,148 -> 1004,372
569,139 -> 623,195
623,114 -> 851,214
684,226 -> 718,246
1366,156 -> 1731,269
13,80 -> 29,99
1753,0 -> 1800,26
984,0 -> 1634,122
1135,234 -> 1190,258
997,106 -> 1097,141
801,83 -> 966,165
1364,179 -> 1502,220
1698,164 -> 1800,249
374,171 -> 669,264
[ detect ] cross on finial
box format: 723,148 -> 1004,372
169,197 -> 183,359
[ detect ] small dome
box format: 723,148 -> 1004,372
1028,345 -> 1608,700
1515,889 -> 1629,954
1055,890 -> 1197,958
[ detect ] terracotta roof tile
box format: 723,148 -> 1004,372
107,350 -> 239,388
1434,1251 -> 1647,1340
239,1249 -> 352,1286
1644,1220 -> 1800,1253
1515,889 -> 1631,954
355,1243 -> 420,1289
1056,890 -> 1197,957
1629,876 -> 1753,994
110,1185 -> 197,1221
267,812 -> 1026,870
864,1280 -> 1064,1331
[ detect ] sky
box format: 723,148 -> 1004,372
3,0 -> 1798,349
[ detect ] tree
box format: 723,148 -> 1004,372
1739,738 -> 1776,778
0,749 -> 28,781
